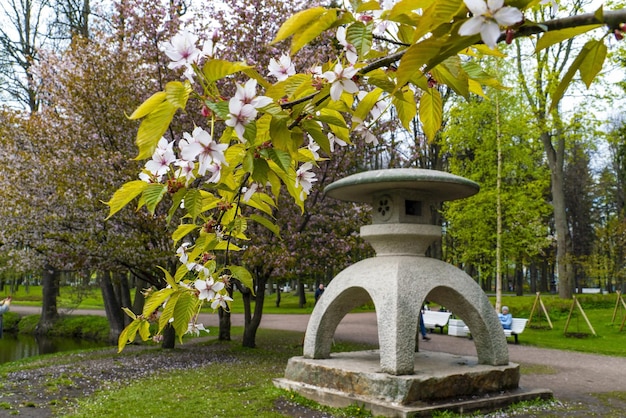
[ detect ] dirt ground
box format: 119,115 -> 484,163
3,308 -> 626,417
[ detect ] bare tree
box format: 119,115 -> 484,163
0,0 -> 54,112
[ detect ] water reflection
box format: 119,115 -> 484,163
0,333 -> 109,364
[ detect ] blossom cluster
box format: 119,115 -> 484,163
140,127 -> 227,186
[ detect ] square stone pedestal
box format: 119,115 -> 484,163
274,350 -> 552,417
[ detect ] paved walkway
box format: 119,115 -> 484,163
11,307 -> 626,404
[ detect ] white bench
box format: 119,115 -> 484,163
422,311 -> 452,334
463,318 -> 528,344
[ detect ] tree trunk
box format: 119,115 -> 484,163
242,275 -> 268,348
132,278 -> 148,315
218,284 -> 233,341
298,282 -> 306,308
275,285 -> 281,308
115,272 -> 132,326
98,271 -> 125,344
543,131 -> 574,298
37,264 -> 59,334
218,307 -> 231,341
162,324 -> 176,349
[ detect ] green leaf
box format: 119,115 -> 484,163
129,91 -> 167,120
172,224 -> 199,245
354,88 -> 383,121
167,187 -> 186,224
118,319 -> 141,352
175,263 -> 191,282
158,266 -> 177,288
431,58 -> 469,99
138,320 -> 151,342
245,192 -> 276,216
266,148 -> 292,172
249,213 -> 281,236
142,183 -> 167,214
205,100 -> 230,120
184,189 -> 203,220
135,100 -> 177,160
346,22 -> 373,58
165,81 -> 191,109
291,9 -> 338,55
203,59 -> 252,83
579,40 -> 606,88
104,180 -> 148,219
272,7 -> 326,43
392,88 -> 417,130
413,0 -> 465,43
550,39 -> 600,111
302,120 -> 331,155
159,291 -> 180,332
356,0 -> 380,13
173,292 -> 200,343
251,158 -> 270,184
228,265 -> 255,294
396,38 -> 442,89
536,25 -> 602,52
142,287 -> 174,318
419,87 -> 443,141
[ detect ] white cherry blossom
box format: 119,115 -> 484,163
322,63 -> 359,101
206,161 -> 222,184
328,132 -> 347,152
211,293 -> 234,310
243,183 -> 258,202
162,31 -> 202,79
176,242 -> 190,264
295,162 -> 318,199
458,0 -> 523,49
181,127 -> 228,175
145,137 -> 176,176
353,118 -> 379,145
225,99 -> 257,140
336,27 -> 358,64
268,54 -> 296,81
186,322 -> 208,336
232,79 -> 273,109
307,136 -> 320,160
195,277 -> 225,301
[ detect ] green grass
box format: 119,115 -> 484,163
59,328 -> 375,418
5,286 -> 626,356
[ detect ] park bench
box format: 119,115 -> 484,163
463,318 -> 528,344
422,310 -> 452,334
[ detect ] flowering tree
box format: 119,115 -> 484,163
107,0 -> 626,350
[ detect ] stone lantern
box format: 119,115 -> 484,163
275,169 -> 550,416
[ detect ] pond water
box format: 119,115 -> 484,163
0,333 -> 109,364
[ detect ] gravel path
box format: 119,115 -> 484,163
6,307 -> 626,416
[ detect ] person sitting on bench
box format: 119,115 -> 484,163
498,306 -> 512,330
